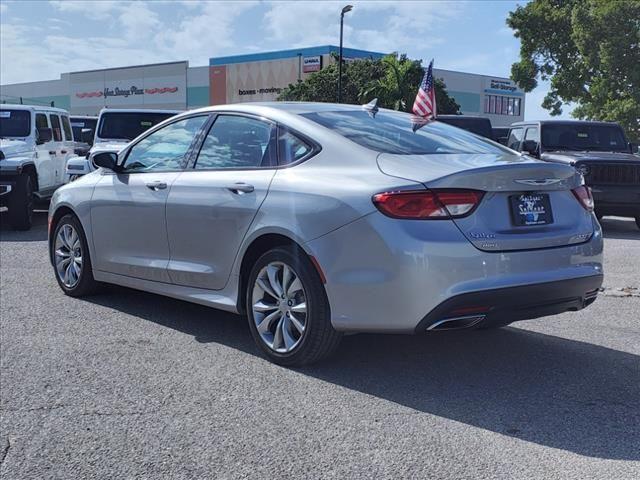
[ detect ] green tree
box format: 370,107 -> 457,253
278,54 -> 460,115
508,0 -> 640,141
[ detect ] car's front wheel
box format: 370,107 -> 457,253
246,247 -> 341,366
51,214 -> 101,296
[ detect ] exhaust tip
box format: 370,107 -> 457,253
427,314 -> 486,331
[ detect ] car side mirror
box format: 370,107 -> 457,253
93,152 -> 120,172
80,128 -> 94,145
36,127 -> 52,145
629,142 -> 639,154
522,139 -> 539,156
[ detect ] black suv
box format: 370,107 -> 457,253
506,120 -> 640,229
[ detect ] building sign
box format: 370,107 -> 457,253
75,86 -> 179,99
489,79 -> 517,93
303,56 -> 322,73
69,61 -> 187,114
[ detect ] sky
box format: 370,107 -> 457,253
0,0 -> 572,120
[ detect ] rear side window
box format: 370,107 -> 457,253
35,114 -> 48,129
278,128 -> 313,165
506,128 -> 523,150
49,114 -> 62,141
61,116 -> 73,141
524,127 -> 538,142
301,110 -> 511,155
195,115 -> 276,169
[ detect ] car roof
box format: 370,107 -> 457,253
0,103 -> 70,114
70,115 -> 98,119
98,108 -> 182,115
510,120 -> 621,127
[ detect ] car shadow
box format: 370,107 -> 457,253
85,286 -> 639,461
600,216 -> 640,240
0,209 -> 49,242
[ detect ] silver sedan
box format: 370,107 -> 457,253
48,103 -> 603,365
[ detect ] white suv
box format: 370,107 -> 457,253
0,104 -> 76,230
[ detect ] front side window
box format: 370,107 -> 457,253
195,115 -> 276,169
35,113 -> 48,129
278,128 -> 313,165
61,116 -> 73,141
122,116 -> 208,173
301,110 -> 512,155
507,128 -> 523,150
49,114 -> 62,141
0,109 -> 31,137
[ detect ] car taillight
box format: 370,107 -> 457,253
372,189 -> 484,219
571,185 -> 594,211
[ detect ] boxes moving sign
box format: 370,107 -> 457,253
303,56 -> 322,73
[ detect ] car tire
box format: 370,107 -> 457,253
246,247 -> 341,366
7,173 -> 34,231
51,214 -> 101,297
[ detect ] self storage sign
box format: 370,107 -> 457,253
303,56 -> 322,73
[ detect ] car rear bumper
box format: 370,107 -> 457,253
305,211 -> 604,333
414,275 -> 602,332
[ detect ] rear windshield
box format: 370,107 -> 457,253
301,110 -> 510,155
541,124 -> 627,152
437,117 -> 492,139
0,109 -> 31,138
97,112 -> 176,141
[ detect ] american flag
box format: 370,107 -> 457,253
412,59 -> 437,119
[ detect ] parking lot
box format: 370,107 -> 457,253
1,210 -> 639,479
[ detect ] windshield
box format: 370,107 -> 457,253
71,118 -> 98,142
541,124 -> 627,152
301,110 -> 511,155
97,112 -> 177,141
0,109 -> 31,138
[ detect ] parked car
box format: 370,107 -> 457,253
1,104 -> 76,230
492,127 -> 510,144
507,120 -> 640,228
436,115 -> 493,139
65,108 -> 179,181
48,103 -> 603,365
70,115 -> 98,156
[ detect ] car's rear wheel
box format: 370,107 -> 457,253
8,173 -> 34,231
246,247 -> 341,366
52,214 -> 101,296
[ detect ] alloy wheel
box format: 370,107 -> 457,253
251,261 -> 308,353
54,224 -> 83,288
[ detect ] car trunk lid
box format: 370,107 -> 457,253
377,152 -> 595,251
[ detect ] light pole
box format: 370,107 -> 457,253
338,4 -> 353,103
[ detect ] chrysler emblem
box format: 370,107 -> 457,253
514,178 -> 562,186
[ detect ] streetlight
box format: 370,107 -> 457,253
338,4 -> 353,103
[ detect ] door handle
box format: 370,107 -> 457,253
145,181 -> 167,191
226,183 -> 254,194
61,150 -> 67,154
49,151 -> 56,155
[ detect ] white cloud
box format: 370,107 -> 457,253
524,83 -> 575,120
0,3 -> 8,14
49,0 -> 122,20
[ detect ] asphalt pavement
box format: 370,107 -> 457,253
1,211 -> 639,479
